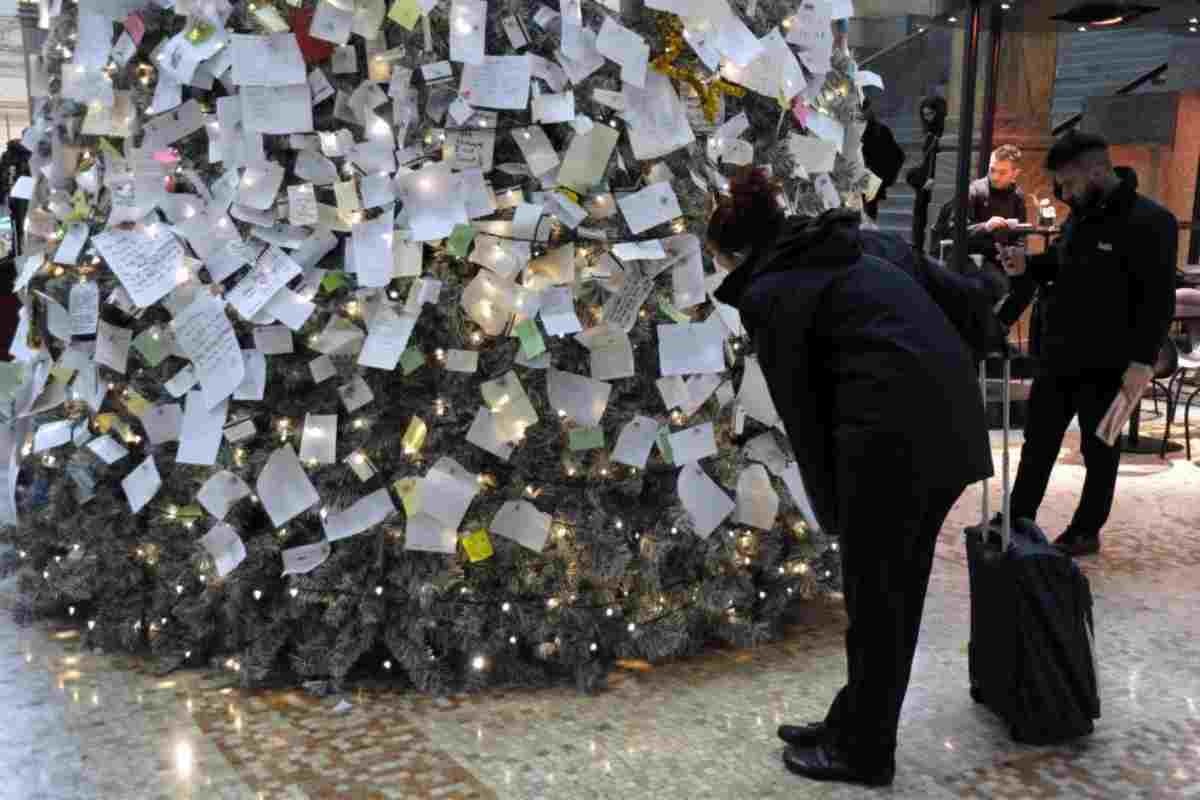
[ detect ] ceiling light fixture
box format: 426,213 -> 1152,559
1050,3 -> 1159,27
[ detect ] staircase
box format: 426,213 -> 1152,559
867,27 -> 1175,247
1050,29 -> 1176,131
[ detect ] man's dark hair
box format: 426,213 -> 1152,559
1045,130 -> 1109,171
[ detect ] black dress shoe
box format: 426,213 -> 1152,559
776,722 -> 826,747
782,744 -> 895,787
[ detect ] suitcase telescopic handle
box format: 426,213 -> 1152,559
979,356 -> 1013,551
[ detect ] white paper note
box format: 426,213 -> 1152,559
678,462 -> 734,539
87,435 -> 129,465
358,308 -> 418,370
325,488 -> 396,541
404,513 -> 458,554
299,413 -> 337,464
172,294 -> 245,410
228,247 -> 302,320
198,470 -> 252,520
242,84 -> 314,134
95,321 -> 133,374
490,499 -> 551,552
69,282 -> 99,336
92,225 -> 186,308
547,369 -> 611,426
669,422 -> 718,464
282,540 -> 332,574
177,391 -> 227,465
141,403 -> 182,445
257,445 -> 320,527
612,415 -> 658,468
449,0 -> 486,65
658,321 -> 726,376
618,182 -> 682,235
199,523 -> 246,577
596,16 -> 650,87
459,55 -> 532,110
735,463 -> 779,530
122,456 -> 162,514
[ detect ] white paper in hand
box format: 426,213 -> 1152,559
257,445 -> 320,527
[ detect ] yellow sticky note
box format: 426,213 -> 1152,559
394,477 -> 421,517
94,413 -> 118,433
401,416 -> 427,456
124,390 -> 151,418
462,528 -> 494,562
388,0 -> 422,30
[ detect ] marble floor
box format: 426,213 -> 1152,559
2,423 -> 1199,800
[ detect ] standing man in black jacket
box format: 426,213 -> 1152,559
998,131 -> 1178,557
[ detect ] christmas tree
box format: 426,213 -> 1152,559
1,0 -> 872,693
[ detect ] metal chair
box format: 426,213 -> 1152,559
1166,336 -> 1200,460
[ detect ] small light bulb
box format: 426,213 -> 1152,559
88,620 -> 96,630
289,588 -> 299,598
501,602 -> 511,612
471,655 -> 487,671
509,635 -> 518,645
375,585 -> 383,596
627,623 -> 636,633
383,660 -> 392,669
606,608 -> 615,617
253,589 -> 262,600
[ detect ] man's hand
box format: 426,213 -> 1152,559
998,245 -> 1027,276
984,216 -> 1010,232
1120,362 -> 1154,403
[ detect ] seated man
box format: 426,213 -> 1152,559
967,145 -> 1028,298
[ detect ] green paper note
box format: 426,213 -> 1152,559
321,271 -> 348,293
568,426 -> 605,451
400,347 -> 425,375
98,138 -> 121,160
514,319 -> 546,359
656,426 -> 674,464
388,0 -> 422,29
658,297 -> 691,324
446,224 -> 476,258
132,327 -> 169,367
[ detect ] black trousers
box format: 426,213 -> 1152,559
1010,369 -> 1124,538
822,430 -> 966,770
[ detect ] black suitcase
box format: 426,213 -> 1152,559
964,356 -> 1101,744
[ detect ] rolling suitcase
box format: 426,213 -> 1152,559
964,356 -> 1100,744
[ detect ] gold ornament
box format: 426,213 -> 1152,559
650,15 -> 744,123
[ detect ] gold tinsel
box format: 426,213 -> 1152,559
650,15 -> 744,123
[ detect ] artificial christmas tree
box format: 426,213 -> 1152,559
1,0 -> 878,694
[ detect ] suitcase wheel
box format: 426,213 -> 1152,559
970,686 -> 983,704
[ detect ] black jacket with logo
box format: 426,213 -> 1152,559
998,174 -> 1177,373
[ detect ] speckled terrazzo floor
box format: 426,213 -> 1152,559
2,413 -> 1199,800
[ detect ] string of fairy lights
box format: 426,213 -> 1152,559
14,2 -> 856,679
